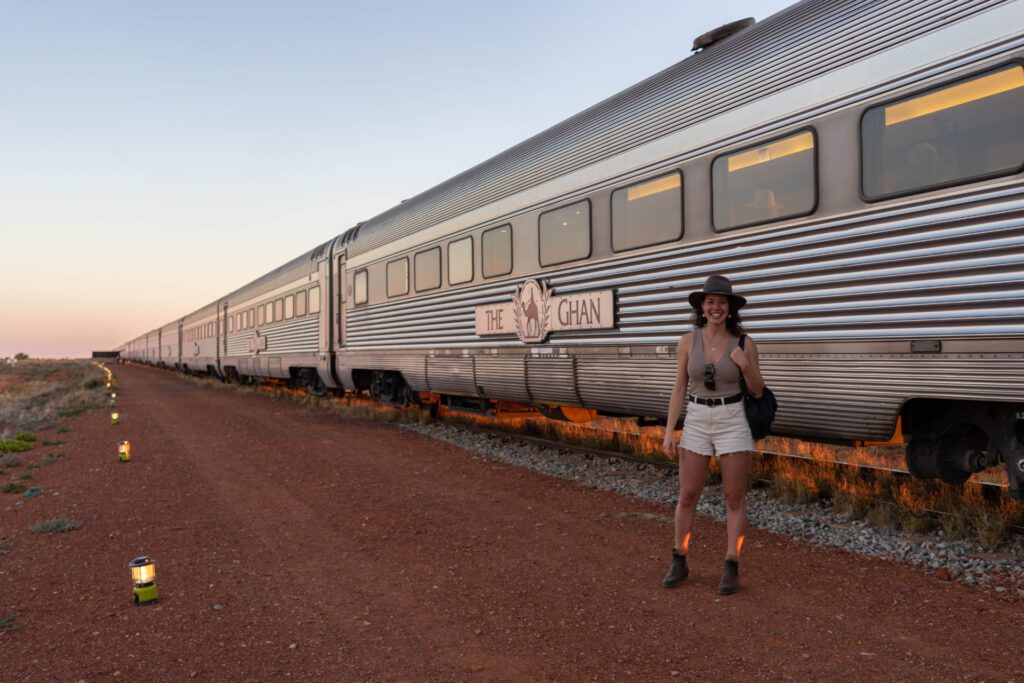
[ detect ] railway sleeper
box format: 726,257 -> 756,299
903,399 -> 1024,501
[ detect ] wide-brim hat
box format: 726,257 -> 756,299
688,274 -> 747,310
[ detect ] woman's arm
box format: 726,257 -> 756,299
662,334 -> 690,458
729,336 -> 765,398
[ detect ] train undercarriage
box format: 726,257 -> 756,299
903,400 -> 1024,502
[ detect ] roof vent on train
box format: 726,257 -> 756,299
691,17 -> 755,51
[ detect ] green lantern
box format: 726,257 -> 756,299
111,411 -> 120,425
118,440 -> 131,462
128,556 -> 158,605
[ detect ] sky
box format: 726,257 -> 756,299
0,0 -> 796,358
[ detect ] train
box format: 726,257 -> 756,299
120,0 -> 1024,501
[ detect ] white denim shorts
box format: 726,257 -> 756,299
679,398 -> 754,457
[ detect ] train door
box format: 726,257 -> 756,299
336,255 -> 346,349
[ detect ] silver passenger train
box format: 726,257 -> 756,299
121,0 -> 1024,500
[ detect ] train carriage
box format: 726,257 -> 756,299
181,303 -> 221,377
219,243 -> 329,390
157,320 -> 182,369
122,0 -> 1024,499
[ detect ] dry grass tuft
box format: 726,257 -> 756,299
29,517 -> 81,534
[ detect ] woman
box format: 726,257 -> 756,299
661,275 -> 765,595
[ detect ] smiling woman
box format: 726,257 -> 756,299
660,275 -> 765,594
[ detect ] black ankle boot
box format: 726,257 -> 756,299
718,559 -> 739,595
662,552 -> 689,588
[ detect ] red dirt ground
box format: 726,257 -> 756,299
2,364 -> 1022,681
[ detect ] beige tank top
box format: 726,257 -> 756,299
687,330 -> 742,398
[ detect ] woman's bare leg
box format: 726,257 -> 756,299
674,449 -> 710,553
718,451 -> 751,559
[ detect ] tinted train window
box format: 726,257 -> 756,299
309,286 -> 321,313
448,237 -> 473,285
274,298 -> 284,321
482,225 -> 512,278
712,130 -> 816,230
296,290 -> 307,317
539,199 -> 591,266
862,65 -> 1024,200
354,271 -> 368,305
285,295 -> 294,319
265,302 -> 274,324
611,171 -> 683,251
414,247 -> 441,292
387,258 -> 409,297
228,316 -> 233,333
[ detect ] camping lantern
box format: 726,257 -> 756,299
111,411 -> 120,425
106,382 -> 111,389
128,556 -> 158,605
118,440 -> 131,462
110,392 -> 117,406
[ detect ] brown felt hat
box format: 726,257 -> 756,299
688,274 -> 747,310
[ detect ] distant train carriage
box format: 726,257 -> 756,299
122,0 -> 1024,499
219,244 -> 328,391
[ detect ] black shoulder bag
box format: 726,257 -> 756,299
738,335 -> 778,440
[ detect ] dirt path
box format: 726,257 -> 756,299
2,364 -> 1022,681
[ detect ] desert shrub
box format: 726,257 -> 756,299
14,432 -> 37,442
17,471 -> 32,481
0,454 -> 25,467
29,518 -> 81,533
40,439 -> 62,446
2,483 -> 26,494
83,378 -> 102,389
42,452 -> 64,464
0,440 -> 33,453
0,616 -> 15,633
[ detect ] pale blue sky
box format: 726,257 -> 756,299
0,0 -> 795,358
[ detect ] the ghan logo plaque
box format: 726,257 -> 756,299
475,279 -> 615,343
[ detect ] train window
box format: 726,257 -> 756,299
248,308 -> 255,328
265,302 -> 274,324
448,237 -> 473,285
237,313 -> 242,331
296,290 -> 307,317
228,316 -> 233,333
309,286 -> 321,314
611,171 -> 683,251
274,298 -> 283,321
257,305 -> 265,326
539,199 -> 591,266
414,247 -> 441,292
284,295 -> 294,319
862,64 -> 1024,200
712,130 -> 816,231
208,323 -> 213,337
482,225 -> 513,278
386,258 -> 409,297
354,271 -> 368,305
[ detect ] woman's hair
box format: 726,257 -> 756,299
690,298 -> 746,336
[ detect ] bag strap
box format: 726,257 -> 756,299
737,334 -> 750,396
